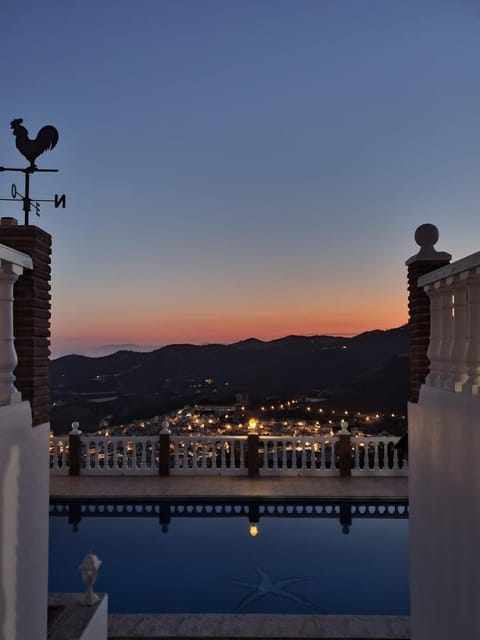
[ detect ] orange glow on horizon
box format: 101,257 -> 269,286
52,303 -> 407,353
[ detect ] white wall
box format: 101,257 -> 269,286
80,596 -> 108,640
0,401 -> 49,640
408,384 -> 480,639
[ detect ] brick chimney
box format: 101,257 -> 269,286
406,224 -> 451,403
0,218 -> 51,425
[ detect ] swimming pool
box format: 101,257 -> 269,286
49,498 -> 409,615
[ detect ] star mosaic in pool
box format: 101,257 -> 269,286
232,567 -> 318,612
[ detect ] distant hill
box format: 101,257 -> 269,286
75,344 -> 161,358
50,326 -> 408,433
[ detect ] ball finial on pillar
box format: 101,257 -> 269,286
415,223 -> 439,248
407,223 -> 451,265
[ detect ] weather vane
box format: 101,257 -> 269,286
0,118 -> 66,225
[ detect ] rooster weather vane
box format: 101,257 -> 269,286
0,118 -> 66,225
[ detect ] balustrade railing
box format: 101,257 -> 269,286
81,436 -> 158,475
259,436 -> 338,475
50,436 -> 69,473
351,436 -> 406,476
49,433 -> 407,477
419,251 -> 480,395
169,435 -> 248,475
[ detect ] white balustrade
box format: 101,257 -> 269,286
259,436 -> 338,476
169,436 -> 247,475
48,433 -> 406,476
419,252 -> 480,395
0,243 -> 33,406
351,437 -> 407,477
49,436 -> 70,475
81,436 -> 157,475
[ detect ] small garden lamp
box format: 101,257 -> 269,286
79,552 -> 102,605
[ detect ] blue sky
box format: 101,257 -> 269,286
1,0 -> 479,356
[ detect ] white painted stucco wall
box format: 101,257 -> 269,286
408,384 -> 480,639
80,595 -> 108,640
0,401 -> 49,640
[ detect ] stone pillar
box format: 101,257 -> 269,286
0,218 -> 51,425
247,433 -> 260,478
159,421 -> 171,476
406,224 -> 451,402
337,419 -> 351,478
69,421 -> 82,476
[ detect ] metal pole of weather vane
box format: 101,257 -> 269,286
0,118 -> 66,225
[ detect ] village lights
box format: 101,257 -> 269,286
79,552 -> 102,605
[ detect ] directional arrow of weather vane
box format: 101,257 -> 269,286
0,118 -> 66,225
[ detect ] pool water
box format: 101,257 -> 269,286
49,500 -> 409,615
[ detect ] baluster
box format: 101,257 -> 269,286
94,440 -> 100,471
60,439 -> 66,470
448,273 -> 469,391
463,270 -> 480,394
0,257 -> 26,405
192,440 -> 199,471
372,440 -> 378,471
267,440 -> 273,471
128,439 -> 133,469
300,439 -> 306,471
438,283 -> 455,388
351,442 -> 358,472
276,440 -> 281,470
51,439 -> 56,469
217,440 -> 222,470
112,440 -> 117,470
425,283 -> 442,387
173,440 -> 180,471
358,442 -> 365,472
388,439 -> 395,470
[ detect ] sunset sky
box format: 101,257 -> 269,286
1,0 -> 480,357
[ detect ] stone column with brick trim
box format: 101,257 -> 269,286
0,217 -> 51,425
406,224 -> 451,403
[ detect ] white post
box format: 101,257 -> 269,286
0,245 -> 33,405
448,273 -> 469,392
425,283 -> 442,387
0,261 -> 22,404
463,268 -> 480,395
438,284 -> 454,389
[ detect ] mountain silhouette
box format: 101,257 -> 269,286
50,326 -> 408,433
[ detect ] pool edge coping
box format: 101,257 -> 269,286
108,613 -> 411,639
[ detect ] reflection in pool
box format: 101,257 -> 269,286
49,498 -> 409,615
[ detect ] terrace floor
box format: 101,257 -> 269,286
49,475 -> 408,501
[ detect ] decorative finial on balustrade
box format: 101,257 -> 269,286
69,421 -> 82,435
79,552 -> 102,606
406,224 -> 452,265
339,419 -> 350,434
160,420 -> 171,434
